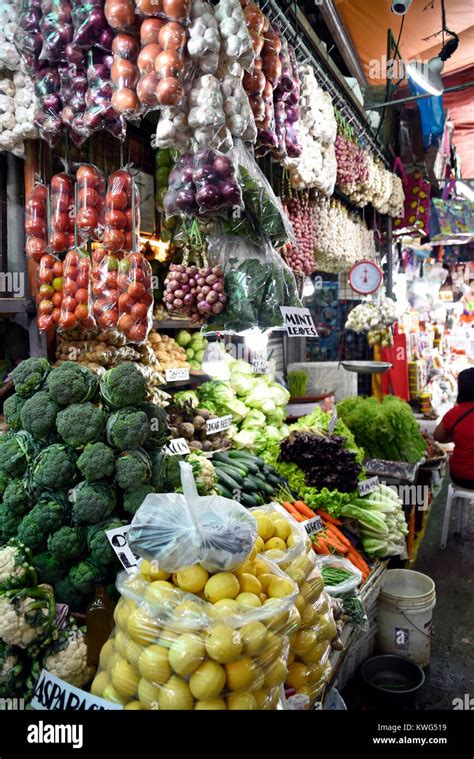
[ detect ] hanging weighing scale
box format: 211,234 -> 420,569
348,259 -> 383,296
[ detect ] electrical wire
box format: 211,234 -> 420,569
374,14 -> 405,141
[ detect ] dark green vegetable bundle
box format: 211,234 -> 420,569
278,430 -> 362,493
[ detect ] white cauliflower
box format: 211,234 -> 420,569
42,624 -> 94,689
0,539 -> 37,591
0,585 -> 57,653
187,452 -> 217,494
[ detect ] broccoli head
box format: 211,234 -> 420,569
72,481 -> 116,525
3,394 -> 26,431
32,444 -> 78,490
47,362 -> 99,406
141,403 -> 170,451
115,449 -> 152,491
76,442 -> 115,483
87,519 -> 126,567
0,431 -> 38,478
123,485 -> 154,516
47,526 -> 86,563
2,478 -> 30,516
69,560 -> 104,596
32,552 -> 64,585
106,407 -> 149,451
11,358 -> 51,398
150,450 -> 182,492
0,470 -> 10,498
56,402 -> 105,449
20,391 -> 61,442
0,503 -> 22,541
100,362 -> 147,409
54,576 -> 87,612
17,498 -> 64,553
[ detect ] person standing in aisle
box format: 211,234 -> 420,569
434,368 -> 474,489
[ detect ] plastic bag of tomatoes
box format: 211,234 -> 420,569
25,182 -> 48,263
76,163 -> 106,243
110,32 -> 140,120
104,167 -> 140,253
117,252 -> 153,344
59,248 -> 97,335
47,172 -> 75,256
36,253 -> 64,333
92,247 -> 121,334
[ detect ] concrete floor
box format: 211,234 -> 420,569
414,478 -> 474,709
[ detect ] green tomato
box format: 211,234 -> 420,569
156,167 -> 170,186
156,150 -> 171,167
52,276 -> 64,292
156,188 -> 166,208
107,256 -> 119,272
118,259 -> 131,274
185,348 -> 195,360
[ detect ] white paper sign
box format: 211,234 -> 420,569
206,415 -> 232,435
165,367 -> 190,382
252,359 -> 269,374
105,524 -> 140,574
303,515 -> 324,537
31,670 -> 123,710
163,437 -> 191,456
279,307 -> 318,337
328,408 -> 338,434
358,477 -> 380,497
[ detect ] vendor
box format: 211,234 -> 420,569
434,368 -> 474,489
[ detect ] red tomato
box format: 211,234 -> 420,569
117,273 -> 130,290
38,313 -> 54,331
40,253 -> 56,268
67,234 -> 76,249
106,191 -> 128,210
132,268 -> 145,282
78,187 -> 102,208
106,271 -> 118,288
128,322 -> 147,342
26,200 -> 46,218
77,207 -> 99,231
104,229 -> 125,251
92,283 -> 105,297
118,313 -> 135,333
59,311 -> 77,331
52,292 -> 63,307
128,282 -> 145,299
124,232 -> 134,250
92,248 -> 106,264
104,289 -> 118,306
65,264 -> 78,280
78,256 -> 91,271
25,237 -> 46,261
63,279 -> 79,296
75,288 -> 89,304
49,232 -> 68,253
51,194 -> 70,214
118,292 -> 135,312
39,283 -> 54,299
105,210 -> 126,229
141,292 -> 153,308
25,217 -> 46,237
123,208 -> 133,229
131,302 -> 148,320
62,295 -> 78,312
76,272 -> 89,288
38,299 -> 54,315
31,185 -> 47,203
39,269 -> 54,285
75,303 -> 89,320
82,315 -> 96,330
76,165 -> 102,187
51,174 -> 72,193
51,212 -> 69,233
53,260 -> 64,276
67,250 -> 81,267
52,307 -> 62,323
99,310 -> 119,327
129,253 -> 144,267
142,276 -> 152,289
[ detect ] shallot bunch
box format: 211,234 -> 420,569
163,262 -> 226,320
282,190 -> 316,275
335,133 -> 369,196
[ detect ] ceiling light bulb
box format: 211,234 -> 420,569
406,58 -> 444,96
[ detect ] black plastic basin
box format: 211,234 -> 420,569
360,655 -> 425,708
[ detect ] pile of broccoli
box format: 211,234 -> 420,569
0,359 -> 171,613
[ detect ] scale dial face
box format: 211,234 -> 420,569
349,259 -> 383,295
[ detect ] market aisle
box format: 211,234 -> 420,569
414,479 -> 474,709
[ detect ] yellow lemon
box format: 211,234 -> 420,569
286,662 -> 309,689
106,652 -> 123,676
253,688 -> 274,709
301,577 -> 324,604
267,577 -> 295,599
189,660 -> 226,701
138,677 -> 160,710
98,638 -> 115,669
263,657 -> 288,689
256,573 -> 274,592
293,629 -> 319,656
127,608 -> 160,647
240,621 -> 267,656
114,631 -> 128,658
286,567 -> 306,586
227,692 -> 257,710
238,573 -> 262,595
138,644 -> 172,684
140,560 -> 170,581
175,565 -> 209,593
251,509 -> 266,518
286,533 -> 297,548
300,641 -> 330,665
307,661 -> 326,684
300,603 -> 319,629
212,598 -> 240,614
248,544 -> 257,561
269,511 -> 283,523
254,536 -> 264,553
145,580 -> 179,607
168,633 -> 205,677
112,660 -> 140,700
225,655 -> 255,692
264,537 -> 287,552
194,698 -> 227,710
204,572 -> 240,603
125,640 -> 144,669
102,683 -> 128,706
236,592 -> 261,609
259,632 -> 282,667
205,625 -> 242,664
158,675 -> 193,711
294,593 -> 306,614
256,515 -> 274,542
114,599 -> 133,630
124,700 -> 144,710
174,600 -> 206,623
273,519 -> 292,541
156,627 -> 180,649
90,671 -> 109,698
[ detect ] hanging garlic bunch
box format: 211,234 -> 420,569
312,198 -> 376,273
188,74 -> 232,151
187,1 -> 221,75
0,0 -> 20,72
220,62 -> 256,142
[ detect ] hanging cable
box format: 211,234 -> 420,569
374,14 -> 405,141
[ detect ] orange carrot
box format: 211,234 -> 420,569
325,523 -> 352,548
319,535 -> 347,555
293,501 -> 315,519
292,514 -> 306,523
321,529 -> 347,552
281,501 -> 297,514
347,548 -> 370,578
315,509 -> 342,526
313,540 -> 330,555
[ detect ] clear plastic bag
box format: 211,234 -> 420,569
76,162 -> 106,242
71,0 -> 113,52
14,0 -> 44,74
187,0 -> 220,75
187,75 -> 232,152
83,49 -> 126,141
128,462 -> 258,573
220,66 -> 256,143
59,58 -> 88,146
104,0 -> 135,31
202,231 -> 301,335
215,0 -> 254,72
58,247 -> 97,335
47,171 -> 75,255
25,181 -> 47,262
33,66 -> 63,146
92,248 -> 121,333
110,33 -> 140,120
249,504 -> 308,567
39,0 -> 73,63
36,252 -> 64,332
135,0 -> 192,23
316,555 -> 363,596
104,167 -> 140,253
117,253 -> 153,344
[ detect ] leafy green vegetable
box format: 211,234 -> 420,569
46,362 -> 99,406
106,408 -> 149,451
32,444 -> 77,490
100,363 -> 147,410
279,430 -> 362,493
11,358 -> 51,398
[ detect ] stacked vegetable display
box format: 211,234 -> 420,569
0,358 -> 172,612
212,451 -> 284,508
175,329 -> 207,370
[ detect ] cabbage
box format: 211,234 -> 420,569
173,390 -> 200,408
268,382 -> 290,406
230,372 -> 256,396
241,409 -> 266,430
232,430 -> 257,449
230,360 -> 253,376
266,407 -> 286,427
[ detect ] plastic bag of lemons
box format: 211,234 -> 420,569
90,550 -> 301,710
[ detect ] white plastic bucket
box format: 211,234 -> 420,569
376,569 -> 436,668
